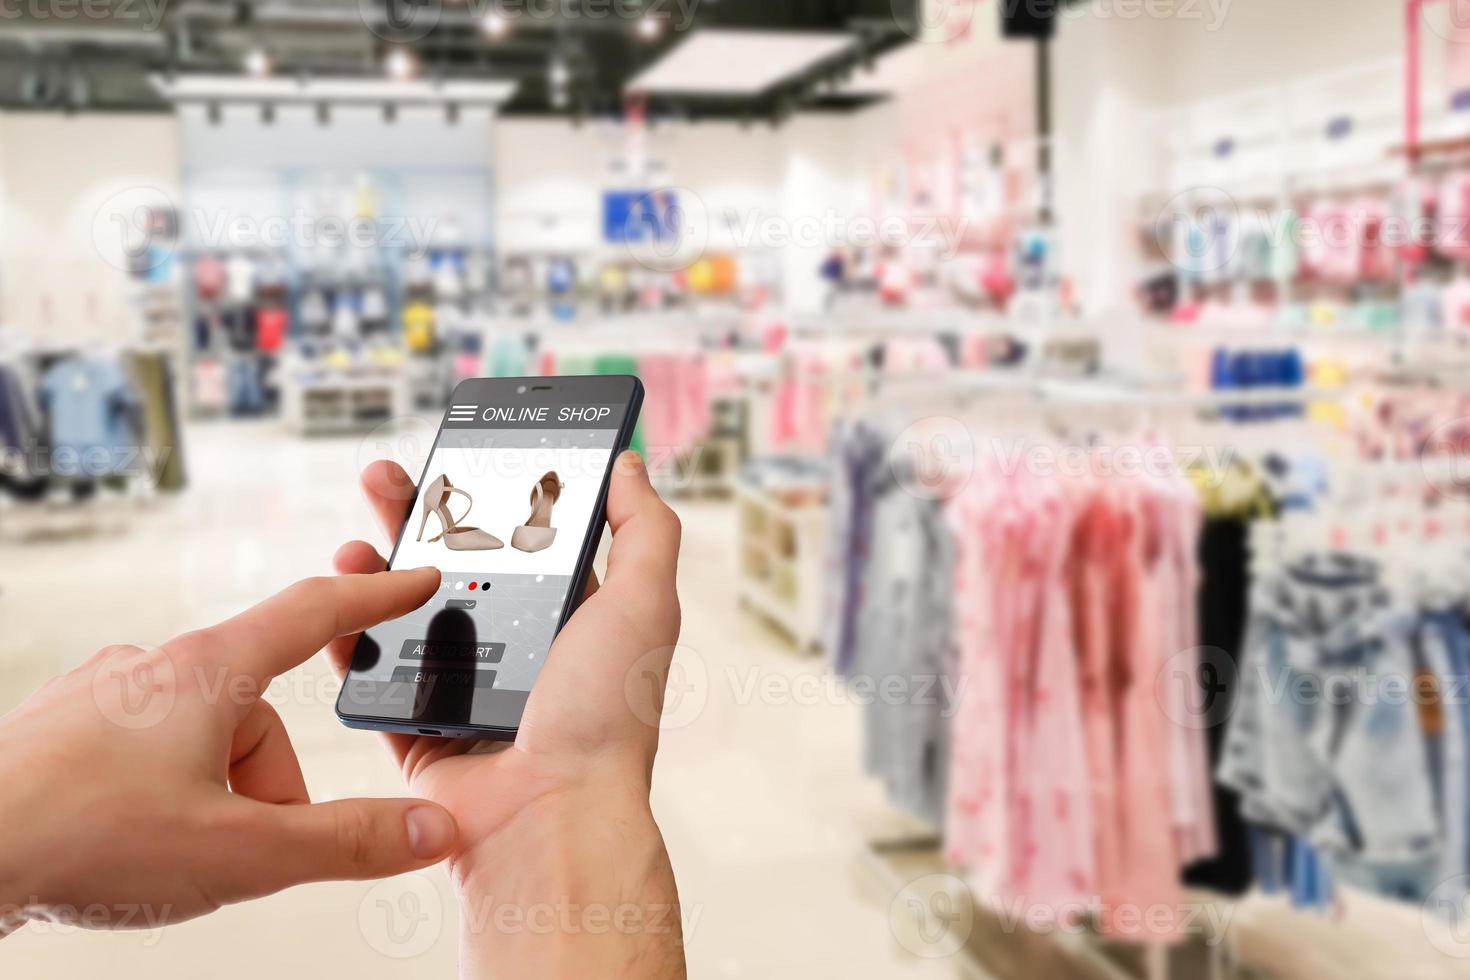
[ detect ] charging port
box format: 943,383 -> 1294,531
418,728 -> 442,736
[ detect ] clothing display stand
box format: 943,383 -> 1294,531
734,473 -> 827,653
280,366 -> 409,436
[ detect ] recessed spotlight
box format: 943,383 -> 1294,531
243,47 -> 270,78
385,48 -> 416,81
481,11 -> 509,38
548,60 -> 569,87
638,17 -> 661,40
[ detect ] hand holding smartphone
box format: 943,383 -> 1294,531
337,375 -> 644,739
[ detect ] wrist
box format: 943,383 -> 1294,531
451,770 -> 660,897
0,755 -> 47,934
450,771 -> 685,979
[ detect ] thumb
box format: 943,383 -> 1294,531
226,798 -> 458,896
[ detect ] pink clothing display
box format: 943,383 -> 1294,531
944,452 -> 1216,941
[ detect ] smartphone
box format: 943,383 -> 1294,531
336,375 -> 644,740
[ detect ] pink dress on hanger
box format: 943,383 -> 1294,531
943,464 -> 1017,898
1108,486 -> 1183,940
1011,475 -> 1097,917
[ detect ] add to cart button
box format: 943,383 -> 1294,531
398,639 -> 506,665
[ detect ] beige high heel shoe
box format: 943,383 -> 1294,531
511,471 -> 565,553
416,475 -> 505,551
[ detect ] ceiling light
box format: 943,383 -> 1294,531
385,48 -> 416,81
548,60 -> 570,87
638,18 -> 661,40
244,47 -> 270,78
481,12 -> 509,38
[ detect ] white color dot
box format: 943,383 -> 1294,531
535,575 -> 545,583
513,619 -> 520,626
455,581 -> 465,590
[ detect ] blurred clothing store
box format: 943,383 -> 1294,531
4,0 -> 1470,977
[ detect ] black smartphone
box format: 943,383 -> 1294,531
336,375 -> 644,740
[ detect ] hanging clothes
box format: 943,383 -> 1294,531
124,351 -> 187,493
38,357 -> 142,477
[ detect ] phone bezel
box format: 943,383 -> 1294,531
335,374 -> 645,740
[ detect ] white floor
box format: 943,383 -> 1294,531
0,421 -> 954,979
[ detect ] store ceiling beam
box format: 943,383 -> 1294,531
149,72 -> 519,105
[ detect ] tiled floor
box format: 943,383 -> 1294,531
0,421 -> 953,979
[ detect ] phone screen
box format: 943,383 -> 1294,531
337,376 -> 641,736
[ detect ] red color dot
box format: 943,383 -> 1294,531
469,582 -> 478,591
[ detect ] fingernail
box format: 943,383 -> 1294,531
619,450 -> 645,474
406,806 -> 455,859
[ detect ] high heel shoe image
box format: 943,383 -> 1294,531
511,471 -> 565,553
416,475 -> 505,551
